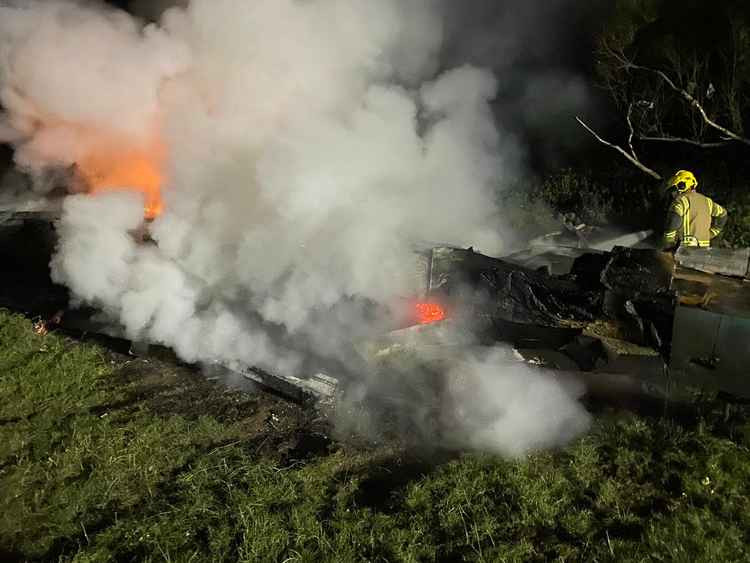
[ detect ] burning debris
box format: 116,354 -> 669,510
7,0 -> 745,456
414,302 -> 448,326
32,317 -> 49,336
2,0 -> 577,455
31,310 -> 63,336
74,138 -> 166,220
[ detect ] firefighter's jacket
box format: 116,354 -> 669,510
664,191 -> 728,248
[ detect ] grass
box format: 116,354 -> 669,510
1,310 -> 750,561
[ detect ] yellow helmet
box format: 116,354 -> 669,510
668,170 -> 698,193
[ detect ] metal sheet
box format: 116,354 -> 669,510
675,246 -> 750,278
713,316 -> 750,396
670,305 -> 750,397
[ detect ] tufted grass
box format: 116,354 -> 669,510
1,309 -> 749,562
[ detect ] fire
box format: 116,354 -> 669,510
77,141 -> 165,219
415,302 -> 447,325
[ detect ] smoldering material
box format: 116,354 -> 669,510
3,0 -> 505,355
2,0 -> 590,455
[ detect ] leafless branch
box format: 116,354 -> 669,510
637,135 -> 729,148
576,116 -> 662,180
626,104 -> 638,158
632,63 -> 750,146
603,45 -> 750,147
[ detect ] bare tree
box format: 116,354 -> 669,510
578,39 -> 750,179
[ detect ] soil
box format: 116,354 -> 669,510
101,349 -> 334,464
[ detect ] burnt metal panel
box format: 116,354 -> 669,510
712,316 -> 750,396
670,305 -> 750,397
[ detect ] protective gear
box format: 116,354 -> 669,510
663,190 -> 727,249
667,170 -> 698,193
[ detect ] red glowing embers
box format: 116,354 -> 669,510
414,302 -> 447,325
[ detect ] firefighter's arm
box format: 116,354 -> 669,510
709,200 -> 728,239
663,198 -> 684,249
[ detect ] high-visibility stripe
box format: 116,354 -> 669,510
665,230 -> 677,240
710,227 -> 721,237
683,196 -> 691,240
708,198 -> 713,216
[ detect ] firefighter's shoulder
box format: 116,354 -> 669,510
671,196 -> 689,216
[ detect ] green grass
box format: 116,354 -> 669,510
1,310 -> 750,562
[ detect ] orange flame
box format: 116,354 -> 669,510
415,302 -> 447,325
77,140 -> 165,219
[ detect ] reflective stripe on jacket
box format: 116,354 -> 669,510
663,191 -> 727,248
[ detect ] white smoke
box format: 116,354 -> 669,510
0,0 -> 590,454
338,328 -> 591,456
0,0 -> 189,168
443,350 -> 591,457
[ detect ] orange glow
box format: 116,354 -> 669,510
415,302 -> 447,325
77,140 -> 165,219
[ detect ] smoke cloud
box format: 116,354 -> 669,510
443,351 -> 591,457
0,0 -> 590,455
337,343 -> 591,457
439,0 -> 607,168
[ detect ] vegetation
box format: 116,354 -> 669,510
2,309 -> 750,562
507,164 -> 750,248
531,0 -> 750,246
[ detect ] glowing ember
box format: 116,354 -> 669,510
33,318 -> 49,336
77,141 -> 165,219
415,302 -> 447,325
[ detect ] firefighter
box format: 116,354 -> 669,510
662,170 -> 728,250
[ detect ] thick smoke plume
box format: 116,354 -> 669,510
0,0 -> 590,455
443,351 -> 590,457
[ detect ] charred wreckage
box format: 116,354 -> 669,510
2,198 -> 750,407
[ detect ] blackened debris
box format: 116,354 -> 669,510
428,247 -> 601,327
477,266 -> 600,326
600,247 -> 673,298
